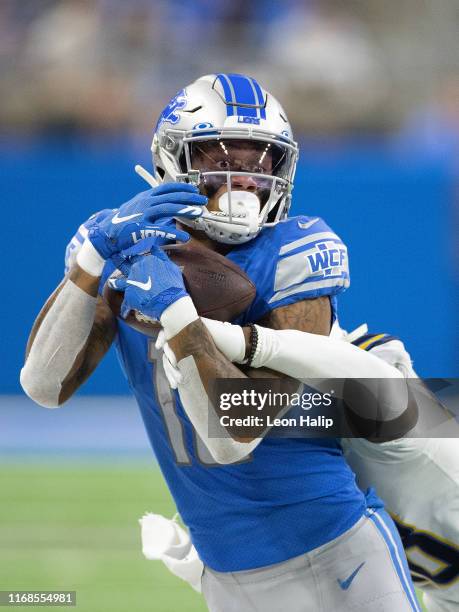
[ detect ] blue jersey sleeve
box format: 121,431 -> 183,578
228,216 -> 350,324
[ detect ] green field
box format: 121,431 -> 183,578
0,464 -> 206,612
0,463 -> 425,611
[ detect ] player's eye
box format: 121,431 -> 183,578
216,160 -> 231,170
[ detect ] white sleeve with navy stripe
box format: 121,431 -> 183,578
227,215 -> 349,324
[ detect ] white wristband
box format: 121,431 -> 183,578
76,239 -> 106,277
160,296 -> 199,340
200,318 -> 246,363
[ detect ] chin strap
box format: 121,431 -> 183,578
135,164 -> 159,188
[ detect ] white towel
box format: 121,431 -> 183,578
139,512 -> 203,593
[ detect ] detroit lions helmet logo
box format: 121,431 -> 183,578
156,89 -> 187,130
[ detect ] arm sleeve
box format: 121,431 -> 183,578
22,213 -> 114,407
20,281 -> 97,408
252,327 -> 410,422
201,320 -> 413,429
175,355 -> 263,465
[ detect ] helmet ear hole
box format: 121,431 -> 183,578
178,149 -> 187,174
267,203 -> 280,223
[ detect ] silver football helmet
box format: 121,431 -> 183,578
151,73 -> 299,244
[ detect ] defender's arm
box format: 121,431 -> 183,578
170,297 -> 332,380
169,290 -> 416,450
202,316 -> 416,442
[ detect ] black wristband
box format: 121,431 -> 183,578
246,324 -> 258,368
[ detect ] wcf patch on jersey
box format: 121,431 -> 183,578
273,237 -> 349,293
307,241 -> 347,277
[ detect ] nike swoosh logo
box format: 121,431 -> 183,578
112,212 -> 143,224
126,277 -> 152,291
297,218 -> 319,230
178,206 -> 202,215
337,562 -> 365,590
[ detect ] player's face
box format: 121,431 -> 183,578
190,140 -> 278,212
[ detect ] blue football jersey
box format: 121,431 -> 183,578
227,215 -> 349,325
91,214 -> 366,572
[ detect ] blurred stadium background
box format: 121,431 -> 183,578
1,1 -> 458,610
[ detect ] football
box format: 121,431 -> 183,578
103,240 -> 256,336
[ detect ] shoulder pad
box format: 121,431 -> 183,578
353,334 -> 416,377
227,215 -> 349,324
352,333 -> 400,351
268,215 -> 349,306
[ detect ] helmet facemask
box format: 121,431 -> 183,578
151,74 -> 299,245
155,130 -> 297,244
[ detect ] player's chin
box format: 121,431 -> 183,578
204,184 -> 228,212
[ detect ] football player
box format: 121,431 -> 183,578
340,328 -> 459,612
20,74 -> 420,611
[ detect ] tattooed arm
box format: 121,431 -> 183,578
167,300 -> 319,459
169,297 -> 331,383
242,297 -> 331,377
256,296 -> 331,335
167,298 -> 330,453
